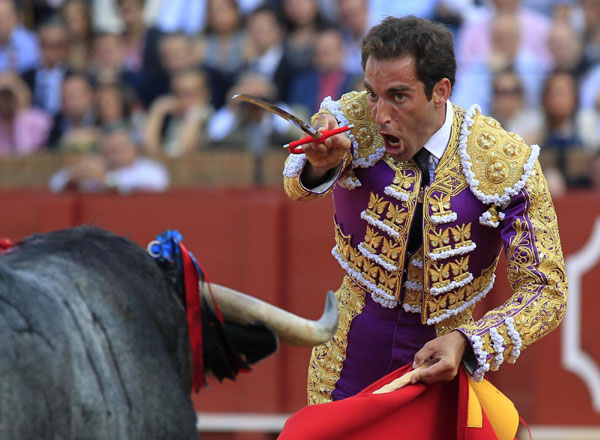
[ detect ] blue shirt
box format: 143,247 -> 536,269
0,26 -> 40,73
0,25 -> 40,73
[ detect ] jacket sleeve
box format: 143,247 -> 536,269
283,152 -> 351,202
457,161 -> 568,380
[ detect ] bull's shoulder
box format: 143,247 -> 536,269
459,105 -> 540,206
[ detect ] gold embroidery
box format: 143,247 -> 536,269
386,169 -> 418,200
467,111 -> 532,197
342,92 -> 368,120
430,262 -> 451,289
450,223 -> 473,249
423,107 -> 470,291
458,161 -> 567,363
339,91 -> 384,162
363,226 -> 384,253
366,192 -> 389,219
424,258 -> 499,322
429,228 -> 452,255
307,277 -> 366,405
449,257 -> 470,282
430,193 -> 454,217
477,132 -> 497,150
381,237 -> 402,263
486,159 -> 510,184
435,309 -> 475,336
353,124 -> 375,147
403,250 -> 424,312
384,201 -> 410,227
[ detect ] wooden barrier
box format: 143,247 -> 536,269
0,151 -> 289,189
1,187 -> 600,431
0,147 -> 593,189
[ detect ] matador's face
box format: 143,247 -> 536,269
364,54 -> 448,162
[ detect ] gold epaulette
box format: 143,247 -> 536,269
313,92 -> 384,171
460,105 -> 540,207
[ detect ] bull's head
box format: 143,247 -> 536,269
148,230 -> 339,388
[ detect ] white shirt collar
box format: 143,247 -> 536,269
423,101 -> 454,160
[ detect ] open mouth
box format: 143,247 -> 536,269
381,133 -> 404,155
383,134 -> 401,147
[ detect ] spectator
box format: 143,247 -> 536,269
547,20 -> 586,78
89,32 -> 126,85
243,6 -> 294,102
116,0 -> 148,73
21,15 -> 71,116
452,12 -> 546,113
152,0 -> 207,36
143,69 -> 213,157
61,0 -> 93,71
207,72 -> 307,151
95,81 -> 143,139
579,0 -> 600,70
541,70 -> 584,148
20,0 -> 66,28
489,69 -> 544,145
287,27 -> 360,114
0,0 -> 40,73
87,31 -> 141,92
195,0 -> 246,109
93,0 -> 164,79
49,125 -> 170,193
540,70 -> 586,180
455,0 -> 553,71
137,32 -> 197,108
281,0 -> 334,73
337,0 -> 369,77
576,86 -> 600,151
0,72 -> 52,155
47,72 -> 98,152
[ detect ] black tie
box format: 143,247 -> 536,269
407,148 -> 430,253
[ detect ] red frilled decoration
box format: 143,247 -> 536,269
279,364 -> 520,440
147,230 -> 224,393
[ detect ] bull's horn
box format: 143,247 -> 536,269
201,283 -> 338,346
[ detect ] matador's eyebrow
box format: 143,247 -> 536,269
385,85 -> 413,95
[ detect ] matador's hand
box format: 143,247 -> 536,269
301,113 -> 351,187
410,331 -> 468,384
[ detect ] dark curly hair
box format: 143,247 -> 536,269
361,16 -> 456,100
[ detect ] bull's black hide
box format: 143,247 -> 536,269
0,226 -> 275,439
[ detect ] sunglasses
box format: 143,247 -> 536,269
493,87 -> 522,96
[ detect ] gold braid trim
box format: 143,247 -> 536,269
458,161 -> 568,373
307,276 -> 366,405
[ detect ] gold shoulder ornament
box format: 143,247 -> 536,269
312,91 -> 385,189
458,105 -> 541,227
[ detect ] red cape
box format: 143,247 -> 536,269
279,364 -> 514,440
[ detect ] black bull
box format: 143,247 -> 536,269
0,226 -> 337,439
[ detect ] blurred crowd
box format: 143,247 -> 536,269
0,0 -> 599,194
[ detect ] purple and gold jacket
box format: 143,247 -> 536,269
283,91 -> 568,405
